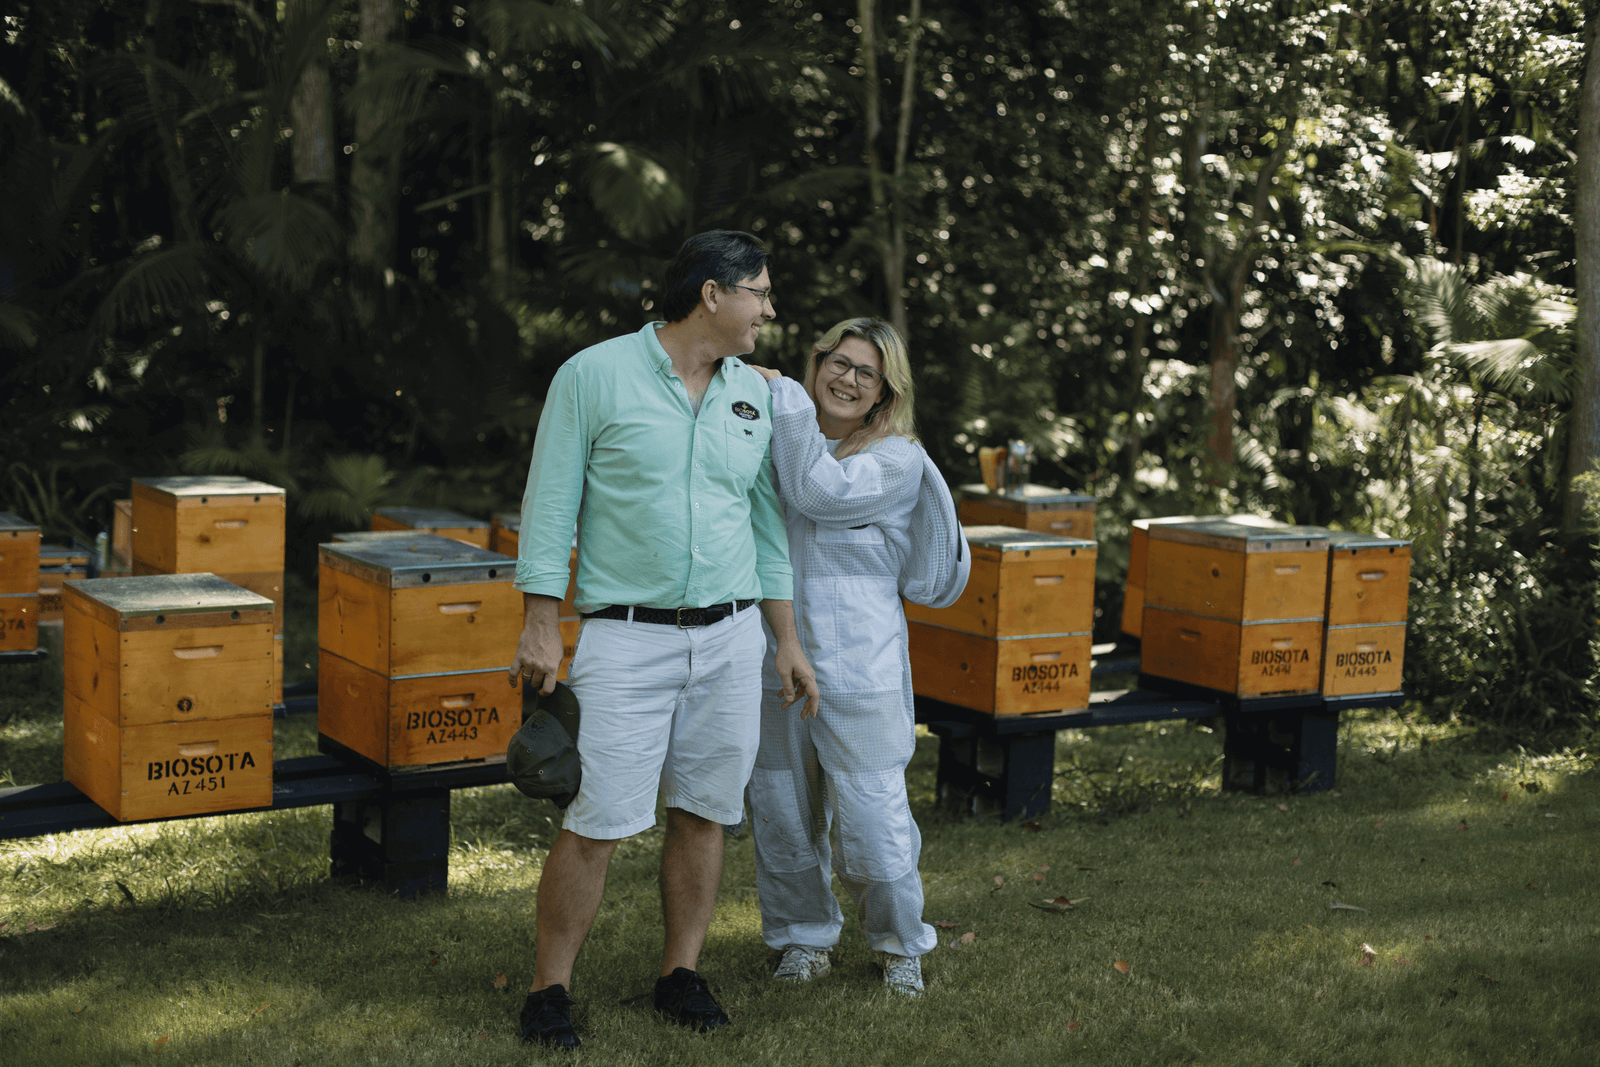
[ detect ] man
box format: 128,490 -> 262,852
507,230 -> 817,1049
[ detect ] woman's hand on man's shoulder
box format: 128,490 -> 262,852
745,364 -> 783,382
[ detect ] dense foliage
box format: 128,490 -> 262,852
1,0 -> 1596,738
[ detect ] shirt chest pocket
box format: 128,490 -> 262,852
724,421 -> 767,484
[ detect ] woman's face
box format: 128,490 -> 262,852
813,335 -> 887,435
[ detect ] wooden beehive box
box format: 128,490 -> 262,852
957,484 -> 1096,540
1144,520 -> 1329,623
62,573 -> 275,820
111,498 -> 133,568
0,512 -> 41,595
1123,515 -> 1288,636
907,526 -> 1096,715
131,475 -> 286,576
38,544 -> 92,624
489,512 -> 520,556
0,513 -> 40,653
1140,520 -> 1330,697
317,536 -> 521,770
371,506 -> 490,549
1320,531 -> 1411,697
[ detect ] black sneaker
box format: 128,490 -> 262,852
653,967 -> 730,1032
520,984 -> 581,1049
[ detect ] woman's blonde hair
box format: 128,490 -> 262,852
801,317 -> 917,460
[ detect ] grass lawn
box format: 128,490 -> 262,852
2,631 -> 1597,1066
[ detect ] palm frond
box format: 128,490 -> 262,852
298,453 -> 398,526
744,166 -> 870,209
91,242 -> 218,334
584,142 -> 687,242
472,0 -> 608,53
220,191 -> 344,290
0,303 -> 39,350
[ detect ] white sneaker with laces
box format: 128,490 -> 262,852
773,945 -> 831,982
882,952 -> 924,997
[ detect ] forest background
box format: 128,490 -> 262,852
2,0 -> 1599,743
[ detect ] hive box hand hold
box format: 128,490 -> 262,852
62,573 -> 276,821
130,476 -> 286,576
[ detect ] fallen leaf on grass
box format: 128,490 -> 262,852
1113,960 -> 1131,975
948,931 -> 978,948
1067,1021 -> 1082,1032
1291,858 -> 1303,867
990,876 -> 1004,893
1032,872 -> 1046,883
1029,896 -> 1088,912
1358,944 -> 1377,966
1478,972 -> 1500,984
1375,819 -> 1386,827
155,1036 -> 170,1048
1526,882 -> 1538,889
1544,813 -> 1559,819
932,920 -> 960,929
1023,821 -> 1042,832
1277,803 -> 1290,811
1331,903 -> 1370,912
71,1006 -> 87,1015
492,973 -> 509,991
249,1004 -> 270,1019
426,954 -> 440,967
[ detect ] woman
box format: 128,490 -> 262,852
746,318 -> 966,998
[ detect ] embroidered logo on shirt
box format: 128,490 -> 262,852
731,401 -> 760,421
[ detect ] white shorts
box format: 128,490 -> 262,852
561,605 -> 764,840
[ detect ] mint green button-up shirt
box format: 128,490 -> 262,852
513,322 -> 793,612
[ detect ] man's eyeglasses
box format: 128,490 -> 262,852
730,284 -> 773,307
819,350 -> 884,391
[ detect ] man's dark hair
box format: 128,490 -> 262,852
658,231 -> 768,322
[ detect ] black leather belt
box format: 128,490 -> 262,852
582,599 -> 757,627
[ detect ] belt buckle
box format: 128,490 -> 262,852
676,607 -> 694,628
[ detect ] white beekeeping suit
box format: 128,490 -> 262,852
749,376 -> 968,958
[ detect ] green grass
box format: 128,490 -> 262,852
3,649 -> 1597,1066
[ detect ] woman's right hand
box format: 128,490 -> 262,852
746,364 -> 782,382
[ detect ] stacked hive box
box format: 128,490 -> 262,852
487,512 -> 581,680
1140,520 -> 1330,696
1122,515 -> 1289,637
62,574 -> 276,820
317,536 -> 522,771
131,476 -> 287,704
1320,531 -> 1411,697
0,513 -> 41,653
38,544 -> 92,623
957,484 -> 1096,540
104,502 -> 135,575
370,507 -> 490,549
906,526 -> 1097,715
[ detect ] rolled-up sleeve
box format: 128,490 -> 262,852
514,362 -> 587,598
748,446 -> 793,601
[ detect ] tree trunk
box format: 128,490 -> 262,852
288,0 -> 335,190
1123,76 -> 1161,483
349,0 -> 406,325
857,0 -> 918,341
1564,15 -> 1600,528
144,0 -> 201,244
486,24 -> 513,302
884,0 -> 922,342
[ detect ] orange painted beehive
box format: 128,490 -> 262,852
371,506 -> 490,549
317,535 -> 522,771
907,526 -> 1095,715
0,513 -> 41,653
62,573 -> 275,821
1140,520 -> 1330,697
1320,531 -> 1411,697
956,484 -> 1096,540
38,543 -> 92,624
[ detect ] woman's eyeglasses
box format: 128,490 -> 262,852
819,351 -> 883,390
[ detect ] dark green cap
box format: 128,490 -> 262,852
506,682 -> 582,808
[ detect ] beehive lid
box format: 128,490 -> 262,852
320,537 -> 513,588
1324,530 -> 1411,551
1132,513 -> 1287,532
0,512 -> 39,533
67,573 -> 275,617
961,524 -> 1096,552
494,512 -> 521,533
372,506 -> 489,531
39,544 -> 91,564
329,530 -> 452,543
959,484 -> 1095,507
133,475 -> 285,500
1147,519 -> 1329,553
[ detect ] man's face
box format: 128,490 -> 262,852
720,267 -> 776,355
